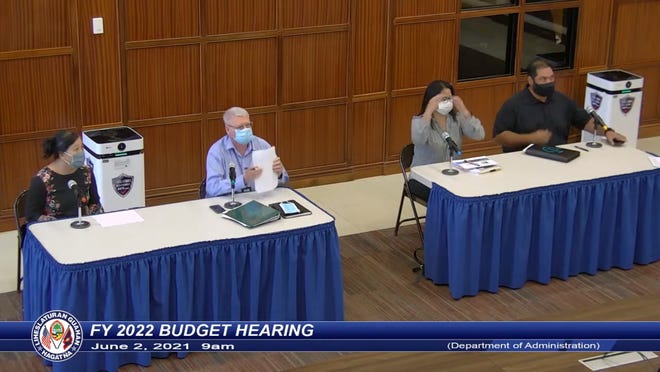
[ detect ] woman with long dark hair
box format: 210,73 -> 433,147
409,80 -> 485,199
25,130 -> 103,222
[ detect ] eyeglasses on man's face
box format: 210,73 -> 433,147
226,121 -> 253,130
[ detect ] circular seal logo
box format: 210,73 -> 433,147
31,310 -> 83,362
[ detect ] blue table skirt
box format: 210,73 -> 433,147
424,169 -> 660,299
23,221 -> 343,371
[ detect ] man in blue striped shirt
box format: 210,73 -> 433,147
205,107 -> 289,197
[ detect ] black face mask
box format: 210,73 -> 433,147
532,82 -> 555,98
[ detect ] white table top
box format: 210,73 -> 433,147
410,144 -> 657,198
28,188 -> 334,265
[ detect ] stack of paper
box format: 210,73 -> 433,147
92,210 -> 144,227
649,155 -> 660,168
451,156 -> 501,174
252,147 -> 279,193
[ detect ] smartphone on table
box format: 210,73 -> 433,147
209,204 -> 225,214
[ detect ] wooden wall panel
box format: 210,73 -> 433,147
0,56 -> 74,135
389,95 -> 419,159
575,0 -> 612,68
137,122 -> 202,189
575,73 -> 589,110
78,0 -> 122,126
0,139 -> 48,210
394,0 -> 455,18
281,0 -> 349,29
455,84 -> 516,146
126,45 -> 201,120
203,119 -> 225,163
352,0 -> 388,96
281,33 -> 348,104
0,0 -> 70,52
206,39 -> 278,112
124,0 -> 200,41
252,113 -> 278,152
554,73 -> 576,102
278,105 -> 347,170
611,0 -> 660,65
392,21 -> 455,90
205,0 -> 276,35
626,65 -> 660,123
351,100 -> 386,165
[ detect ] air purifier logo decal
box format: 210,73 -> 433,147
590,92 -> 602,110
619,96 -> 635,115
112,173 -> 134,197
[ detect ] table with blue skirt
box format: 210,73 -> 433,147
22,187 -> 343,371
411,145 -> 660,299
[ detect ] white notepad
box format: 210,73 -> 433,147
92,210 -> 144,227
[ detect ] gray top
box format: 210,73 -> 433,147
411,113 -> 485,167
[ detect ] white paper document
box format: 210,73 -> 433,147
648,155 -> 660,168
252,146 -> 278,193
92,209 -> 144,227
451,156 -> 502,174
579,351 -> 657,371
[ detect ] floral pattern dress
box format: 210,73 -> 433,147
25,166 -> 103,222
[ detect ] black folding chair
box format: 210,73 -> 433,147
393,144 -> 426,270
199,179 -> 207,199
14,189 -> 28,292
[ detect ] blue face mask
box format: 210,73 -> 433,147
64,151 -> 85,168
234,127 -> 254,145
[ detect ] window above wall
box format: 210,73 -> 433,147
458,14 -> 518,80
521,8 -> 578,72
458,1 -> 578,81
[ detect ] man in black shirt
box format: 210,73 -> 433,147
493,58 -> 627,152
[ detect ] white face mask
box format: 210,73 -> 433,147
437,100 -> 454,115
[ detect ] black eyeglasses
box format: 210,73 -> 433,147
226,122 -> 253,130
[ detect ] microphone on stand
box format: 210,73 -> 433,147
586,106 -> 609,130
441,132 -> 462,156
585,106 -> 605,148
224,162 -> 242,209
229,163 -> 236,187
67,180 -> 79,198
68,180 -> 90,229
440,132 -> 460,176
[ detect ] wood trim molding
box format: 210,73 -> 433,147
0,47 -> 73,61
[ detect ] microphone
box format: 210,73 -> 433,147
224,162 -> 242,209
228,163 -> 236,188
586,106 -> 608,129
441,132 -> 462,156
67,180 -> 79,193
67,179 -> 82,203
67,179 -> 90,229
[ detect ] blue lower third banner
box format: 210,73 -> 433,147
3,339 -> 660,353
5,312 -> 660,362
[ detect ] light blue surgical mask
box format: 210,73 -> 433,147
234,127 -> 254,145
64,151 -> 85,168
